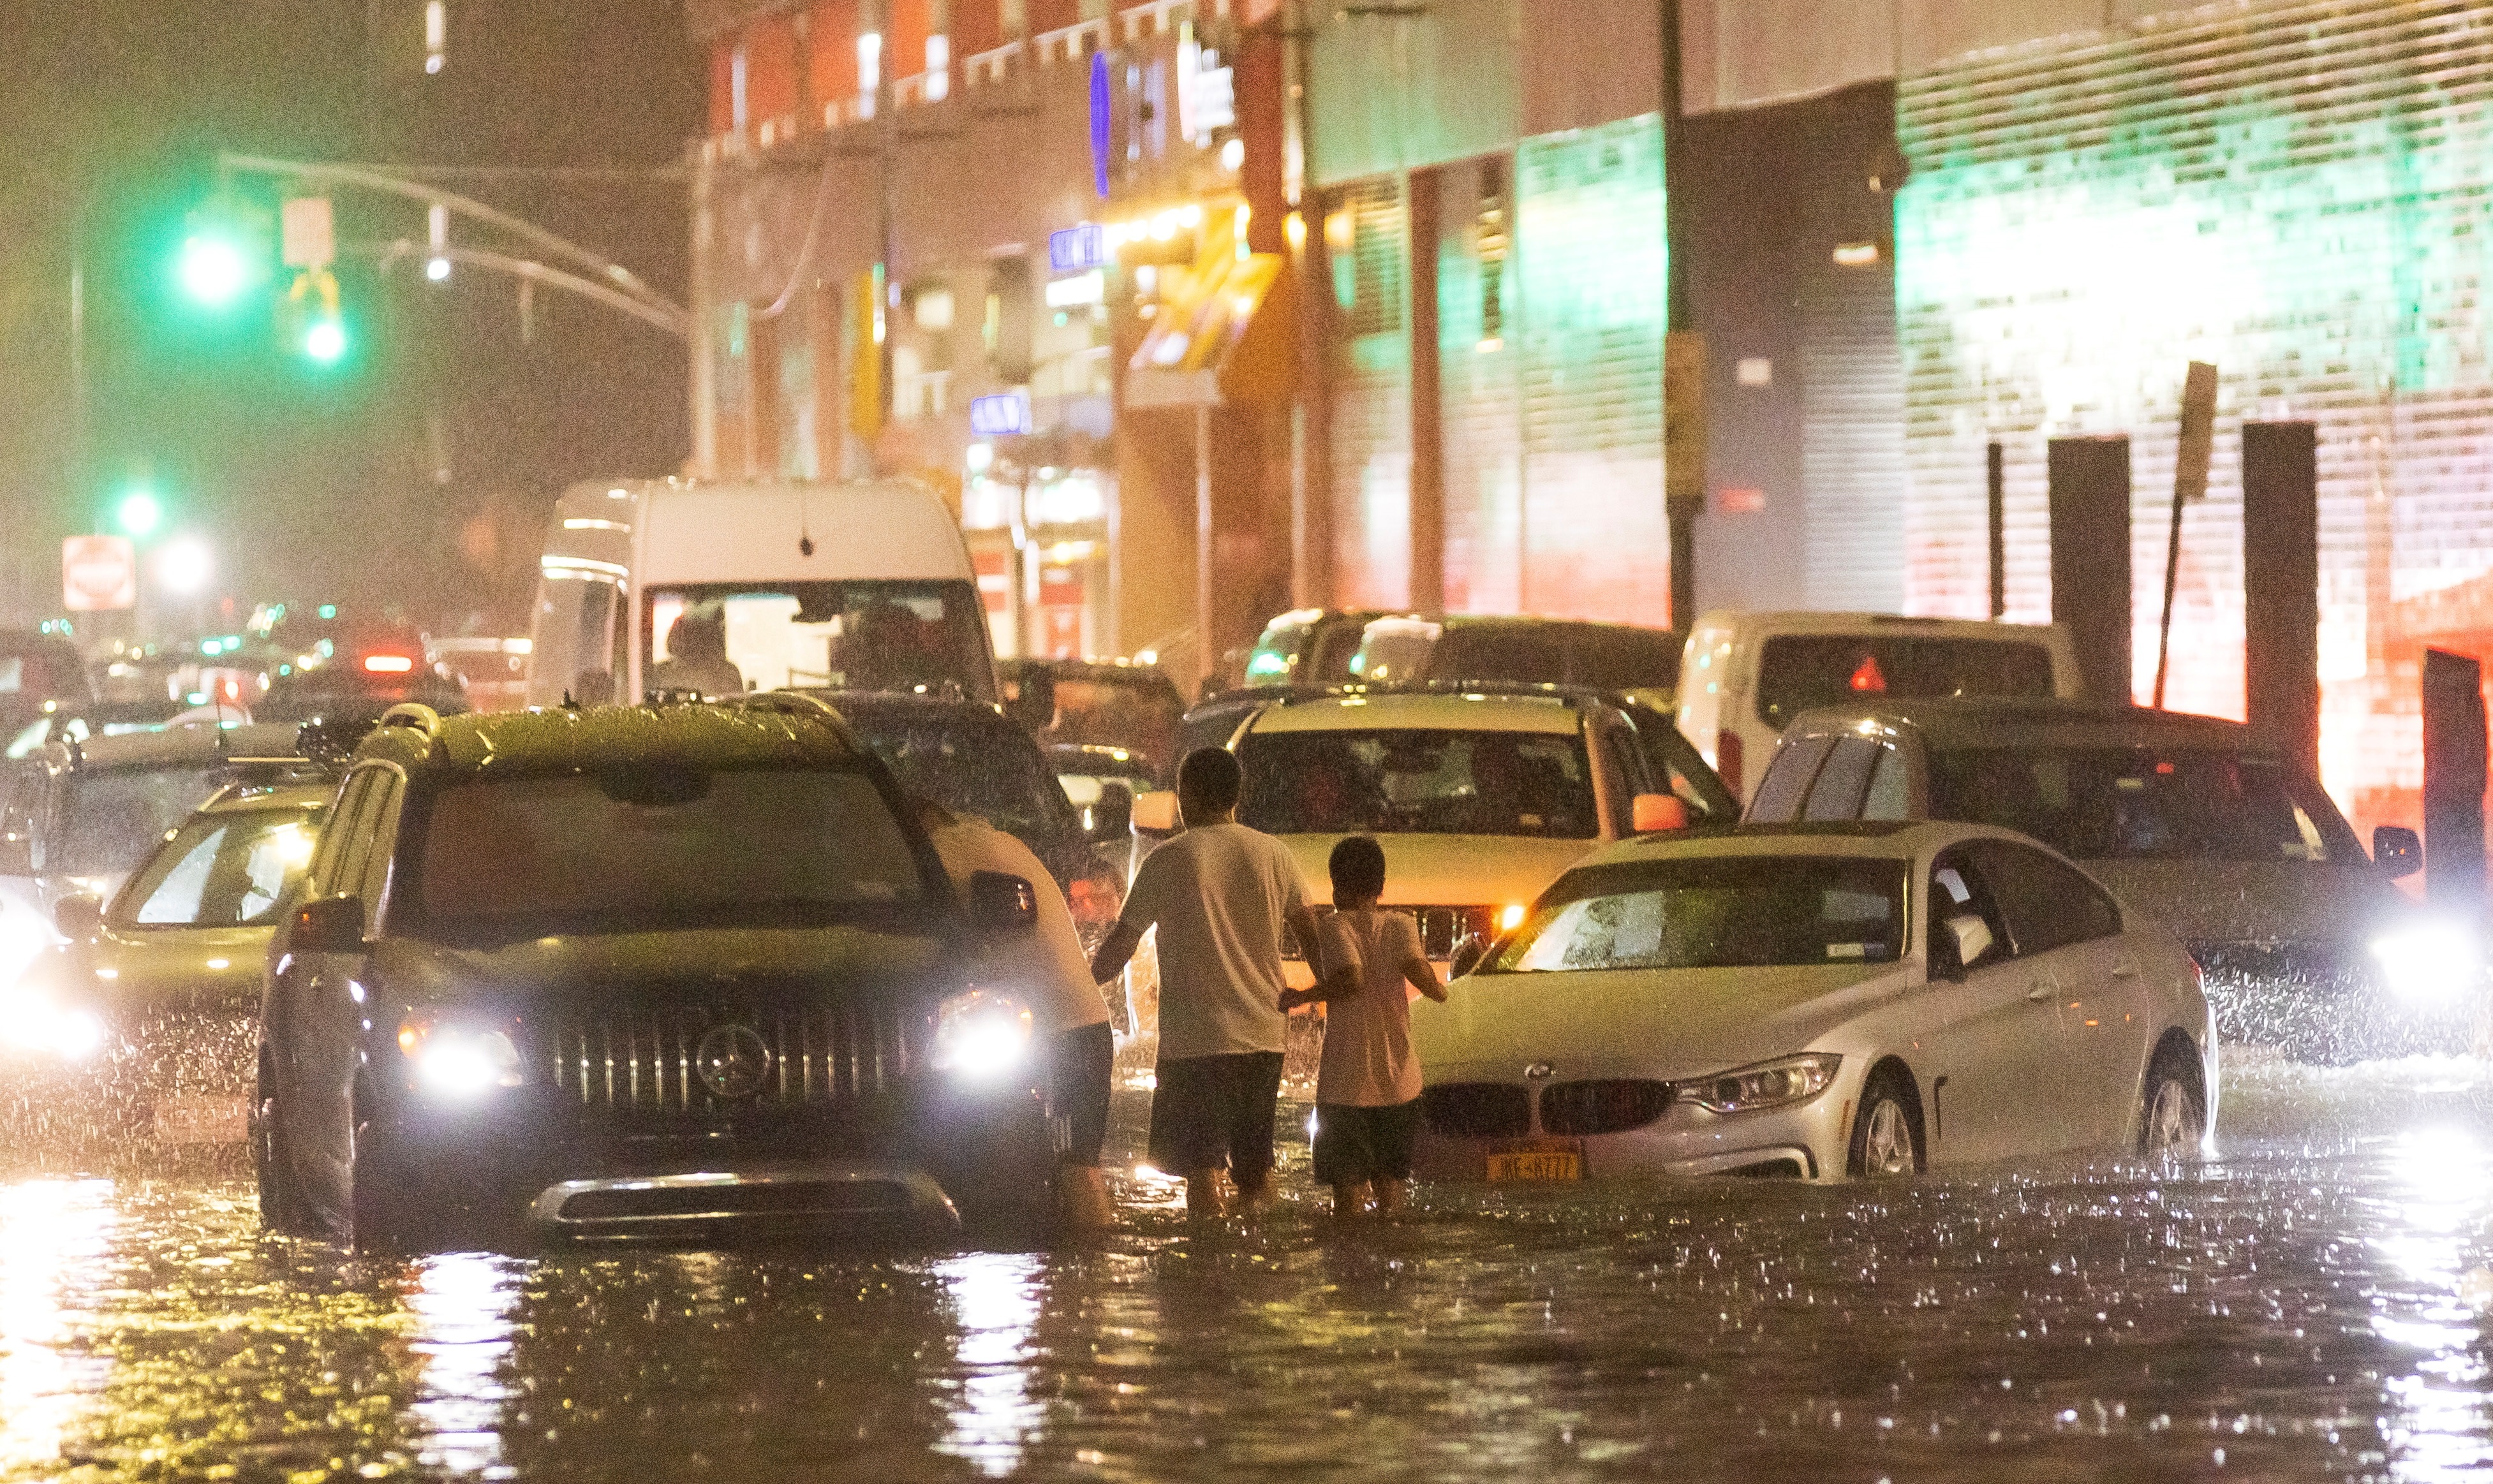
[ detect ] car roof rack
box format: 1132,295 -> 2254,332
1270,679 -> 1608,710
376,703 -> 443,737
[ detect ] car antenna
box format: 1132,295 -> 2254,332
561,689 -> 581,711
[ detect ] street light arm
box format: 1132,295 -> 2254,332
219,154 -> 686,321
360,241 -> 689,338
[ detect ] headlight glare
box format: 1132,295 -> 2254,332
1681,1052 -> 1842,1114
399,1017 -> 522,1098
2370,919 -> 2483,1004
931,989 -> 1034,1080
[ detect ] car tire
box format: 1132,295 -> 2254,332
1846,1067 -> 1923,1179
251,1059 -> 307,1235
2137,1049 -> 2205,1159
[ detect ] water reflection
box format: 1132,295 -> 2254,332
932,1252 -> 1044,1476
0,1179 -> 114,1474
404,1251 -> 526,1479
2373,1123 -> 2493,1479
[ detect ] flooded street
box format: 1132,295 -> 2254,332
6,1061 -> 2493,1482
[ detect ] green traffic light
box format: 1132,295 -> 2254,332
176,231 -> 253,309
303,316 -> 348,364
114,489 -> 163,539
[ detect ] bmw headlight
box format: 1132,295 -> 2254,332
1680,1053 -> 1842,1114
931,990 -> 1034,1080
398,1017 -> 522,1098
2371,919 -> 2485,1005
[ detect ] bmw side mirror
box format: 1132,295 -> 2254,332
1087,781 -> 1134,843
292,894 -> 368,955
1631,793 -> 1690,834
968,871 -> 1039,932
52,893 -> 103,941
2375,825 -> 2423,881
1448,932 -> 1488,980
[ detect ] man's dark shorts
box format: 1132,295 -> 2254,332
1311,1100 -> 1421,1186
1049,1023 -> 1116,1167
1146,1051 -> 1286,1181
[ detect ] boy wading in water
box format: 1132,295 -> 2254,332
1089,747 -> 1319,1219
1280,836 -> 1447,1218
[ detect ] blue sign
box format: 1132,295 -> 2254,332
1088,52 -> 1111,199
1049,223 -> 1106,274
970,390 -> 1034,437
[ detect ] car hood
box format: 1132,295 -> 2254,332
368,923 -> 954,1006
72,924 -> 274,1015
1412,960 -> 1914,1083
1277,832 -> 1602,912
2077,857 -> 2406,946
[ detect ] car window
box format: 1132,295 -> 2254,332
1925,746 -> 2358,863
1927,848 -> 2011,974
1802,738 -> 1881,821
1245,616 -> 1313,686
1969,839 -> 2121,955
1307,622 -> 1369,684
1755,635 -> 2057,728
1589,714 -> 1643,827
1493,856 -> 1906,972
52,767 -> 225,877
1616,703 -> 1740,823
845,712 -> 1082,842
1237,726 -> 1599,839
1861,745 -> 1909,820
358,775 -> 404,933
1746,735 -> 1835,823
122,806 -> 323,928
309,771 -> 377,899
1434,628 -> 1569,684
1569,629 -> 1680,693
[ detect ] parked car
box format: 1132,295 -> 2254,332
0,631 -> 97,741
256,619 -> 468,724
1742,697 -> 2455,1061
1675,611 -> 2085,801
808,691 -> 1128,955
4,776 -> 332,1152
1409,819 -> 2216,1183
1192,687 -> 1727,980
429,636 -> 533,710
254,696 -> 1061,1250
1242,608 -> 1387,689
1349,615 -> 1681,709
998,658 -> 1185,779
0,723 -> 309,995
1046,742 -> 1157,832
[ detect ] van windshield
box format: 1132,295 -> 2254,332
405,767 -> 929,939
1756,635 -> 2055,728
1925,747 -> 2362,863
644,580 -> 994,703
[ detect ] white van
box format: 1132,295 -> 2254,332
1675,611 -> 2083,801
525,479 -> 996,710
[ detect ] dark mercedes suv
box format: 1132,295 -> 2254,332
253,696 -> 1055,1251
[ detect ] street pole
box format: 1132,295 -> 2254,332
1659,0 -> 1704,633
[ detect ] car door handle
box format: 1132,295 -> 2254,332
2110,959 -> 2141,979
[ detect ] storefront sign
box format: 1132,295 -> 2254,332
1049,224 -> 1106,275
970,390 -> 1033,436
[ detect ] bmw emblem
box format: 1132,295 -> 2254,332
695,1024 -> 773,1099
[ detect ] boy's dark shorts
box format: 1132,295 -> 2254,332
1146,1051 -> 1286,1180
1049,1022 -> 1116,1167
1311,1100 -> 1422,1186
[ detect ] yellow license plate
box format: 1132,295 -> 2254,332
1486,1149 -> 1582,1182
153,1095 -> 249,1145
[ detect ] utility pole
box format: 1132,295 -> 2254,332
1659,0 -> 1705,633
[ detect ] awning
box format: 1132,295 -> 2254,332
1123,247 -> 1296,409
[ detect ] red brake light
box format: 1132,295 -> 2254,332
1849,655 -> 1888,693
1717,729 -> 1744,799
363,654 -> 415,673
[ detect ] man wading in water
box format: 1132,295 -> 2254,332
1090,747 -> 1318,1219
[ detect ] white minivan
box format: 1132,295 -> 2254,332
525,478 -> 997,710
1675,612 -> 2083,801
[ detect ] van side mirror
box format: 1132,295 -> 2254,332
1131,790 -> 1180,835
1944,913 -> 1994,974
1631,793 -> 1690,834
968,871 -> 1039,932
52,893 -> 102,941
1086,780 -> 1134,842
1448,932 -> 1488,980
292,895 -> 368,955
2375,825 -> 2423,881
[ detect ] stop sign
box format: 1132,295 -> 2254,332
62,535 -> 137,612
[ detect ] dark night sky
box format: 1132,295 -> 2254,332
0,0 -> 701,635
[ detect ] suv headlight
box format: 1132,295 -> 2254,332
2371,919 -> 2483,1005
1680,1053 -> 1842,1114
398,1017 -> 522,1097
931,990 -> 1033,1080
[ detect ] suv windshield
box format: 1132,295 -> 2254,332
1926,746 -> 2360,863
645,581 -> 993,703
406,767 -> 928,937
1491,857 -> 1907,972
55,767 -> 227,876
843,710 -> 1081,842
1756,636 -> 2055,728
117,805 -> 323,928
1238,727 -> 1598,839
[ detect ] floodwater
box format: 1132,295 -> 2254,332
7,1059 -> 2493,1482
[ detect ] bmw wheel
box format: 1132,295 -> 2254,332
1846,1068 -> 1923,1179
2138,1054 -> 2205,1159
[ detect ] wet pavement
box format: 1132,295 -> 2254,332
6,1058 -> 2493,1481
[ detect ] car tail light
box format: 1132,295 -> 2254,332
1716,728 -> 1744,798
363,654 -> 416,674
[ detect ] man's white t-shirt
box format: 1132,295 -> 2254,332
1114,821 -> 1306,1061
1313,909 -> 1427,1106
